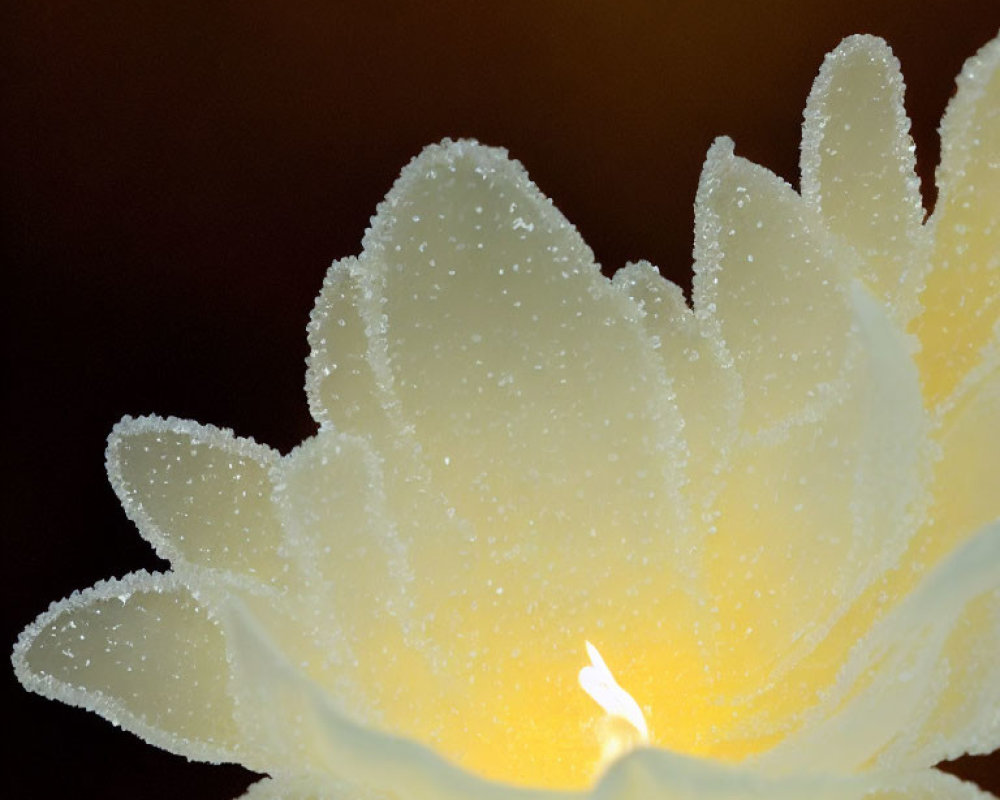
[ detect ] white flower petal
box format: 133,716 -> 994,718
274,431 -> 408,638
914,33 -> 1000,407
107,415 -> 289,586
754,519 -> 1000,774
693,138 -> 855,434
801,35 -> 927,325
12,570 -> 242,764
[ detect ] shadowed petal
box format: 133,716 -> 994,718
925,337 -> 1000,555
12,570 -> 243,765
268,431 -> 427,727
858,770 -> 995,799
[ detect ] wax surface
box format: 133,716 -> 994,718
13,33 -> 1000,800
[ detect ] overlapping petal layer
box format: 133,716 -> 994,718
13,29 -> 1000,800
914,35 -> 1000,407
107,415 -> 289,586
800,35 -> 927,326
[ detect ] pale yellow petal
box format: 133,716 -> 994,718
221,597 -> 578,800
702,280 -> 928,733
914,33 -> 1000,406
222,590 -> 997,800
335,141 -> 708,788
801,35 -> 927,324
755,520 -> 1000,773
274,432 -> 407,644
268,430 -> 424,726
693,138 -> 855,434
916,334 -> 1000,569
107,415 -> 289,586
12,570 -> 242,764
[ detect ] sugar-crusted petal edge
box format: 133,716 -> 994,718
354,139 -> 685,495
915,32 -> 1000,407
107,414 -> 288,586
12,569 -> 242,765
693,137 -> 857,435
801,34 -> 927,325
305,257 -> 389,435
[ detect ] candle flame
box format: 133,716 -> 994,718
578,640 -> 649,747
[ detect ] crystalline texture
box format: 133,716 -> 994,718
12,31 -> 1000,800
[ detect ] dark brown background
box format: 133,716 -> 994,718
3,2 -> 999,797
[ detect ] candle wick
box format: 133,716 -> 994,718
578,640 -> 649,742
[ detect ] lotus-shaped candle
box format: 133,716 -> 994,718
12,32 -> 1000,800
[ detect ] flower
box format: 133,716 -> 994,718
12,30 -> 1000,800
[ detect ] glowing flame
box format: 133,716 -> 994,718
578,640 -> 649,764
